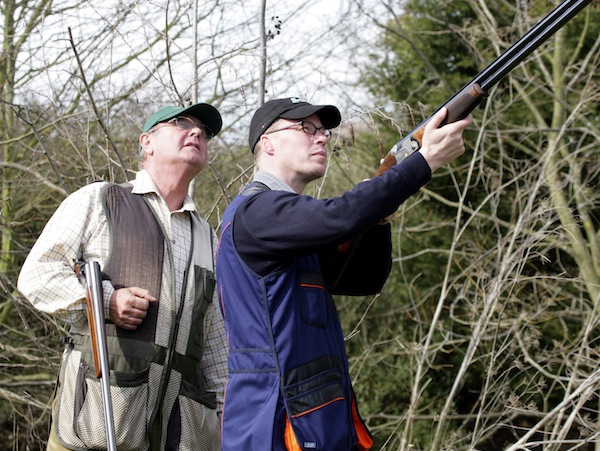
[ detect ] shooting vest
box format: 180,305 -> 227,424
217,182 -> 373,451
53,183 -> 219,450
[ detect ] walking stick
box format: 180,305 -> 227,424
76,260 -> 117,451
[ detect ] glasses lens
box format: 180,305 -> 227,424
174,117 -> 213,140
302,121 -> 331,140
202,126 -> 214,141
302,121 -> 316,135
175,117 -> 195,129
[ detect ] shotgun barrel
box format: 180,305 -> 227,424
376,0 -> 593,176
330,0 -> 593,284
78,260 -> 117,451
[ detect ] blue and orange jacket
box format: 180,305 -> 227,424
217,153 -> 431,450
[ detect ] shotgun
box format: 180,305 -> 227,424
331,0 -> 593,285
75,260 -> 117,451
375,0 -> 593,176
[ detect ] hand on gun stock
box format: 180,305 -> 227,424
376,0 -> 592,177
109,286 -> 157,330
376,109 -> 471,225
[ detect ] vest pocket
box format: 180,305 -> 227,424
77,362 -> 149,450
56,348 -> 150,450
283,355 -> 344,416
171,390 -> 220,450
179,376 -> 217,409
284,368 -> 345,417
282,355 -> 353,449
285,389 -> 351,450
299,272 -> 329,327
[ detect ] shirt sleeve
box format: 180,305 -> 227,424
201,289 -> 229,415
17,183 -> 110,327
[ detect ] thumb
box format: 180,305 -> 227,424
129,286 -> 157,302
426,107 -> 448,131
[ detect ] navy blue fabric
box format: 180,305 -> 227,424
217,151 -> 431,450
234,152 -> 430,280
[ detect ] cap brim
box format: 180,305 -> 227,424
280,104 -> 341,129
248,99 -> 342,152
179,103 -> 223,137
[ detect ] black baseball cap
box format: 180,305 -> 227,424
143,103 -> 222,137
249,97 -> 341,152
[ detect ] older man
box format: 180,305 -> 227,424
18,103 -> 228,450
216,97 -> 472,450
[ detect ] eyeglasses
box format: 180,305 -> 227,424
154,116 -> 214,141
265,120 -> 332,140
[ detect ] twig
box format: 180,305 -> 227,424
67,27 -> 129,179
504,370 -> 600,450
13,106 -> 71,195
0,273 -> 57,372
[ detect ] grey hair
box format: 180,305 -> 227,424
138,124 -> 161,169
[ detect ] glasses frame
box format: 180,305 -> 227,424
265,120 -> 332,140
152,116 -> 214,141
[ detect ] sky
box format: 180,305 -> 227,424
15,0 -> 391,150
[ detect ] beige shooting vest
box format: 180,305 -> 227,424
53,183 -> 219,450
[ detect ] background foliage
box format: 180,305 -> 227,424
1,0 -> 598,449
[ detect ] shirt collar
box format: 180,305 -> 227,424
132,170 -> 197,213
253,171 -> 295,193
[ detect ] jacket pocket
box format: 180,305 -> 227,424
285,368 -> 345,417
283,356 -> 353,450
55,348 -> 150,451
299,272 -> 329,327
167,379 -> 220,451
285,389 -> 351,451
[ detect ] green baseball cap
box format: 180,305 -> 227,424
143,103 -> 222,137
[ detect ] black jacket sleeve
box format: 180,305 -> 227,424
233,152 -> 430,282
319,223 -> 392,295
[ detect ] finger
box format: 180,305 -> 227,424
447,113 -> 473,132
129,286 -> 157,302
125,312 -> 144,327
129,315 -> 144,325
120,321 -> 138,331
128,298 -> 143,313
129,302 -> 149,318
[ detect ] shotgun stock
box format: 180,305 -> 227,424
376,0 -> 593,175
75,260 -> 117,451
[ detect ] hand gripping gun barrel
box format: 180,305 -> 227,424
75,260 -> 117,451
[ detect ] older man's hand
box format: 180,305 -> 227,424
109,287 -> 157,330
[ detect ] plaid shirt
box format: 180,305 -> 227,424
18,170 -> 228,411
